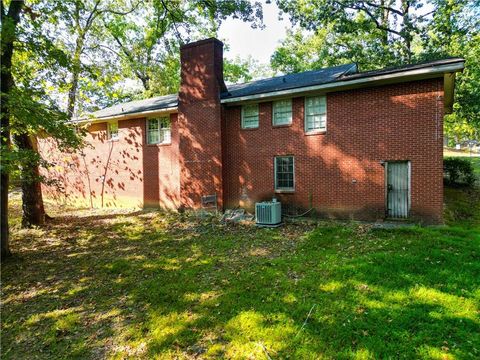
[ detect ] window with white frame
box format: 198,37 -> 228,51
107,121 -> 119,140
241,104 -> 259,129
305,96 -> 327,132
273,99 -> 292,126
275,156 -> 295,191
147,117 -> 171,144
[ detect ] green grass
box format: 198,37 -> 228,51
469,157 -> 480,177
2,184 -> 480,359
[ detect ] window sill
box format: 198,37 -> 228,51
146,142 -> 172,147
240,127 -> 259,131
305,130 -> 326,136
272,123 -> 292,129
275,189 -> 295,194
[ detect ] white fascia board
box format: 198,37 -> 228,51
221,62 -> 465,104
71,106 -> 178,125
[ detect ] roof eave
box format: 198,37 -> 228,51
221,61 -> 465,105
70,106 -> 178,125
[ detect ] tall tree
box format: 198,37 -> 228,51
273,0 -> 480,141
2,0 -> 265,247
7,1 -> 77,229
274,0 -> 434,70
1,0 -> 24,258
6,0 -> 138,230
102,1 -> 185,96
54,0 -> 140,118
102,0 -> 264,98
2,0 -> 84,253
421,0 -> 480,141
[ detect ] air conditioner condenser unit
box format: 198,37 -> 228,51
255,201 -> 282,227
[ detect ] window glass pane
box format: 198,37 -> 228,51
305,96 -> 326,132
148,119 -> 159,130
148,130 -> 159,144
160,129 -> 171,143
159,117 -> 171,144
147,117 -> 171,144
273,99 -> 292,125
242,104 -> 259,128
108,122 -> 119,139
159,117 -> 170,129
275,156 -> 294,190
147,119 -> 159,144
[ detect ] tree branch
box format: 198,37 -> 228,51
363,1 -> 404,17
160,0 -> 184,43
335,1 -> 402,37
107,28 -> 149,89
99,0 -> 142,16
84,0 -> 101,30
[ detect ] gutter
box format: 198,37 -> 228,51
220,61 -> 465,104
71,106 -> 178,124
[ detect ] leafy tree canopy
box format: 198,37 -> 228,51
273,0 -> 480,140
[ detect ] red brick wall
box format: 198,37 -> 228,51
40,70 -> 444,223
39,113 -> 180,209
223,79 -> 444,223
178,38 -> 226,208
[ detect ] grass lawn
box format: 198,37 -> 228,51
469,157 -> 480,178
444,147 -> 480,159
2,162 -> 480,359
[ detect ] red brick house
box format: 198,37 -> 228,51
39,38 -> 465,223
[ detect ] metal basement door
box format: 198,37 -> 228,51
386,161 -> 410,219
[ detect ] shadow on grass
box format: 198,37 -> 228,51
2,204 -> 480,359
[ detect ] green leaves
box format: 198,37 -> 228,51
100,1 -> 264,99
7,87 -> 81,151
274,0 -> 480,139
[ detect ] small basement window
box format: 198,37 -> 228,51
147,117 -> 171,145
241,104 -> 259,129
273,99 -> 292,126
275,156 -> 295,191
107,121 -> 119,140
305,96 -> 326,132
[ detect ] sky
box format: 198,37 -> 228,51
218,0 -> 292,64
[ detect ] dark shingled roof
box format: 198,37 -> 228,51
80,58 -> 463,121
87,93 -> 178,120
340,57 -> 464,81
222,63 -> 357,99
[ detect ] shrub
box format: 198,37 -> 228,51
444,157 -> 476,186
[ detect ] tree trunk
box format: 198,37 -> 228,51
1,172 -> 10,259
380,0 -> 390,46
67,35 -> 84,118
13,134 -> 46,227
67,72 -> 79,118
1,0 -> 24,260
401,0 -> 412,62
139,74 -> 151,91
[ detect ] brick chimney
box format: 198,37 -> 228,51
178,38 -> 226,209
